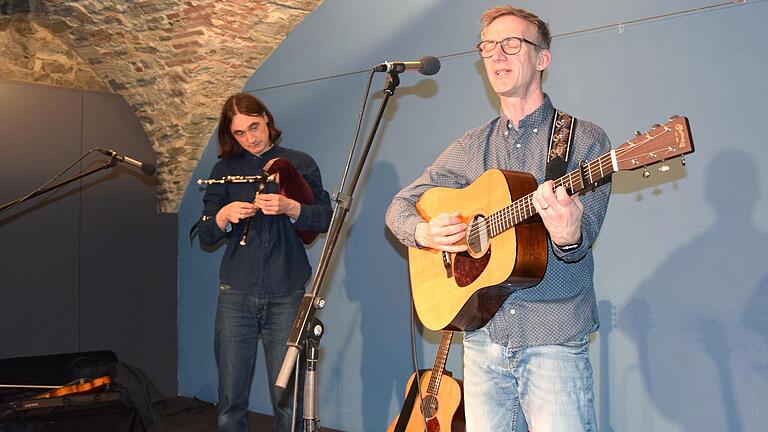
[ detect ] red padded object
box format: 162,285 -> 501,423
263,157 -> 318,244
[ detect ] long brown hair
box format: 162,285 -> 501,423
216,93 -> 282,159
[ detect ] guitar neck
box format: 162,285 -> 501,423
426,331 -> 454,395
488,152 -> 616,236
487,116 -> 694,236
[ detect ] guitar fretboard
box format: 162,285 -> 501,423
485,152 -> 616,237
478,121 -> 689,241
426,331 -> 453,396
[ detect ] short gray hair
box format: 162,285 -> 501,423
480,6 -> 551,49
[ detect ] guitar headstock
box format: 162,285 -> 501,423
615,116 -> 694,172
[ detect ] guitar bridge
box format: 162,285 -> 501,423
442,251 -> 453,278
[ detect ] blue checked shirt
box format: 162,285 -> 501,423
385,95 -> 611,349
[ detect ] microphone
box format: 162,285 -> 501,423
373,55 -> 441,76
97,149 -> 157,175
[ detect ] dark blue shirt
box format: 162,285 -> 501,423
198,145 -> 332,296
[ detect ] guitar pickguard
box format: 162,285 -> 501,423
453,250 -> 491,287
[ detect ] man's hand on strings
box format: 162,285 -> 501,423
415,211 -> 468,253
532,180 -> 583,247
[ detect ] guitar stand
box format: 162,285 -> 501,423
275,70 -> 404,432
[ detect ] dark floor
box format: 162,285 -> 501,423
164,396 -> 342,432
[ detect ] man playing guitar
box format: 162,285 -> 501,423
385,6 -> 611,431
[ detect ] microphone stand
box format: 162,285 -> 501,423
0,158 -> 118,215
276,70 -> 402,432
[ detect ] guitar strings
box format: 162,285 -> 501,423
466,130 -> 671,243
423,331 -> 453,414
464,127 -> 677,244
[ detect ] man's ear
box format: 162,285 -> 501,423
536,49 -> 551,71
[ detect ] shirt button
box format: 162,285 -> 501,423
533,128 -> 538,133
510,308 -> 516,315
515,143 -> 521,148
503,131 -> 509,137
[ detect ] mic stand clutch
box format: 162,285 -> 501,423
275,70 -> 404,432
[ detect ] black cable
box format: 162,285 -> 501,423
409,295 -> 429,432
0,148 -> 102,214
337,69 -> 376,197
163,397 -> 214,417
243,0 -> 755,94
246,68 -> 372,93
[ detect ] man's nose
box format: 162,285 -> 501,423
491,43 -> 507,60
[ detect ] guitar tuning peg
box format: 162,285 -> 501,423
652,124 -> 661,128
635,130 -> 642,136
668,115 -> 680,120
681,155 -> 686,166
642,167 -> 651,178
658,161 -> 670,172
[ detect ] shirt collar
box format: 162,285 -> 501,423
258,144 -> 278,159
236,143 -> 279,160
499,94 -> 555,132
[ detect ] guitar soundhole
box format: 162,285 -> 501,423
421,394 -> 439,418
466,214 -> 490,256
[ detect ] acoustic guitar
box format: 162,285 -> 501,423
408,116 -> 694,331
387,331 -> 463,432
33,375 -> 112,399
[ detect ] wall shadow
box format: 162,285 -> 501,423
597,299 -> 617,432
619,149 -> 768,430
341,160 -> 415,430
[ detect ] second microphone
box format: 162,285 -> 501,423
373,55 -> 441,76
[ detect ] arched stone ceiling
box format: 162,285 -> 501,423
0,0 -> 324,212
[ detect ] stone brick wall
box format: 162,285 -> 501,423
0,16 -> 107,90
0,0 -> 323,212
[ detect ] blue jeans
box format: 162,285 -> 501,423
215,287 -> 304,432
463,328 -> 597,432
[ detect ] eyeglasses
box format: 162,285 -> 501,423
232,123 -> 262,138
476,36 -> 542,58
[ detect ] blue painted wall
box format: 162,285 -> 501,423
178,1 -> 768,430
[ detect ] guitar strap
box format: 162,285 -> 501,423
393,369 -> 428,432
545,109 -> 577,181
